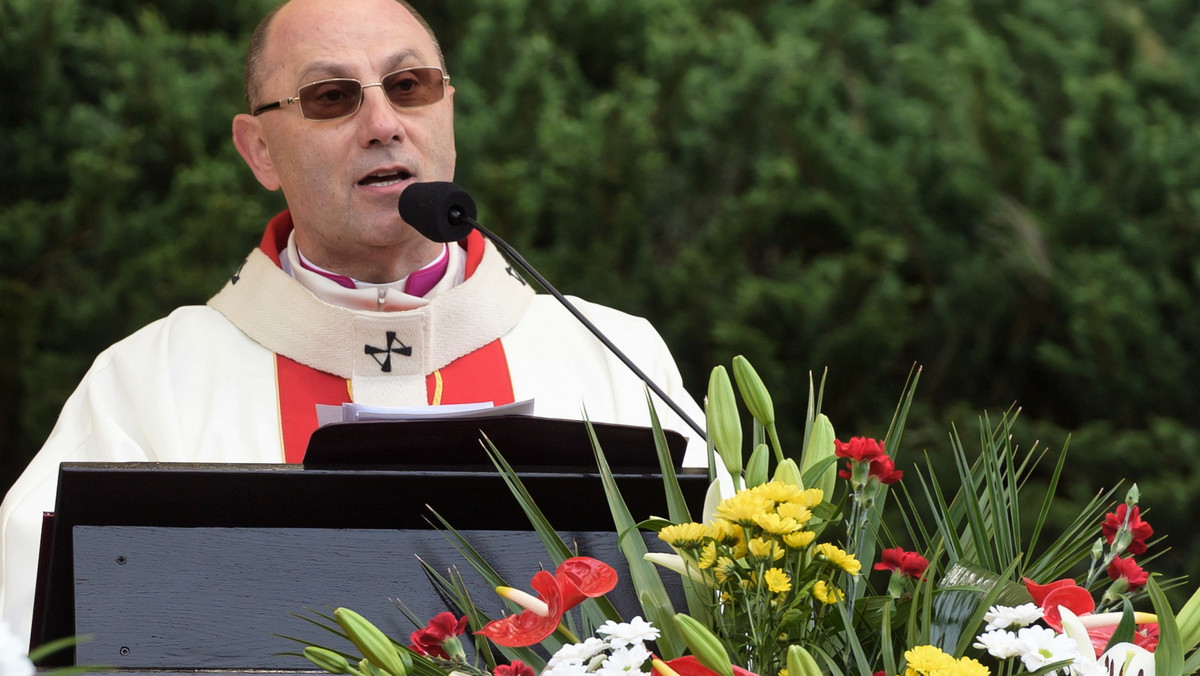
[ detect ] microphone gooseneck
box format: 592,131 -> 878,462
398,181 -> 707,442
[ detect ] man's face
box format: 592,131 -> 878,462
233,0 -> 455,280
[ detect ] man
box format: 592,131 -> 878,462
0,0 -> 705,646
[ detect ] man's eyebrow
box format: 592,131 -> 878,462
296,61 -> 354,84
295,50 -> 429,84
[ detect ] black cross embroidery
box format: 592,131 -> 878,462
505,265 -> 527,286
364,331 -> 412,372
230,259 -> 247,285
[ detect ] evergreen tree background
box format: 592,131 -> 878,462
2,0 -> 1198,597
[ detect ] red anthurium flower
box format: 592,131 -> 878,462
1023,577 -> 1081,607
1102,504 -> 1153,555
1039,585 -> 1096,631
475,557 -> 617,647
409,611 -> 468,659
873,547 -> 929,579
475,570 -> 563,646
493,661 -> 536,676
834,437 -> 886,462
1107,556 -> 1149,590
655,655 -> 761,676
555,556 -> 619,608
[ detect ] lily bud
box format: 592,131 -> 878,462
800,414 -> 836,499
745,443 -> 769,488
706,366 -> 743,480
731,355 -> 774,426
304,646 -> 353,675
644,552 -> 713,586
334,608 -> 410,676
673,613 -> 733,676
772,458 -> 804,489
786,645 -> 822,676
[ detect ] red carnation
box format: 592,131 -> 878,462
866,456 -> 903,484
1108,556 -> 1150,590
873,547 -> 929,579
1102,504 -> 1153,555
494,661 -> 536,676
409,612 -> 468,659
834,437 -> 886,462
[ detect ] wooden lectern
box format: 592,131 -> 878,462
31,416 -> 708,672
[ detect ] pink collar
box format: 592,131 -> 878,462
294,244 -> 451,297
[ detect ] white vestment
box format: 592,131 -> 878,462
0,213 -> 705,644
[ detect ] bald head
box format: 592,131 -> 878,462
243,0 -> 445,111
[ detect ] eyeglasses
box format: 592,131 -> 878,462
252,66 -> 450,120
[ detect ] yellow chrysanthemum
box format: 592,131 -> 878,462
716,492 -> 773,526
747,537 -> 784,562
708,518 -> 743,546
793,488 -> 824,509
782,530 -> 816,549
774,502 -> 813,524
763,567 -> 791,594
752,512 -> 800,535
814,543 -> 862,576
658,522 -> 709,549
730,530 -> 749,560
749,481 -> 805,504
713,556 -> 738,584
903,645 -> 956,675
812,580 -> 844,604
777,669 -> 788,676
947,656 -> 990,676
697,541 -> 719,569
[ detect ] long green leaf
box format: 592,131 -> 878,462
585,418 -> 684,658
480,435 -> 624,626
1150,575 -> 1185,676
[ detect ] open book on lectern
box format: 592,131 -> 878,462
302,412 -> 693,473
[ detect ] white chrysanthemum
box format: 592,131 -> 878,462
0,622 -> 34,676
972,629 -> 1023,659
596,617 -> 660,647
543,661 -> 590,676
546,637 -> 609,670
1014,625 -> 1080,674
983,602 -> 1043,631
596,644 -> 652,676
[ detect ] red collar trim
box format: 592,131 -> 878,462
258,210 -> 486,279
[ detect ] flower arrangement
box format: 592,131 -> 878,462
293,357 -> 1200,676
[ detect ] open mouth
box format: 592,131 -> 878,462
357,169 -> 412,187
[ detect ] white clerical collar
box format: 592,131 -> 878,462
280,231 -> 465,311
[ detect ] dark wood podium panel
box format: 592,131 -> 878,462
38,458 -> 709,668
72,526 -> 665,670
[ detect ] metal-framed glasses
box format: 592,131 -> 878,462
251,66 -> 450,120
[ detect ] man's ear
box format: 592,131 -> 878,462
232,113 -> 281,191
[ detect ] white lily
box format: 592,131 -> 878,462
1058,607 -> 1157,676
1097,642 -> 1155,676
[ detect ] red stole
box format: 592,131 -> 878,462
260,212 -> 517,463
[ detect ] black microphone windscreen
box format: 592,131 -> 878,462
398,181 -> 478,243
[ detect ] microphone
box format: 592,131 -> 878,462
399,181 -> 707,442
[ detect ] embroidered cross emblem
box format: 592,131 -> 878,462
505,265 -> 527,286
364,331 -> 412,372
231,259 -> 247,285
